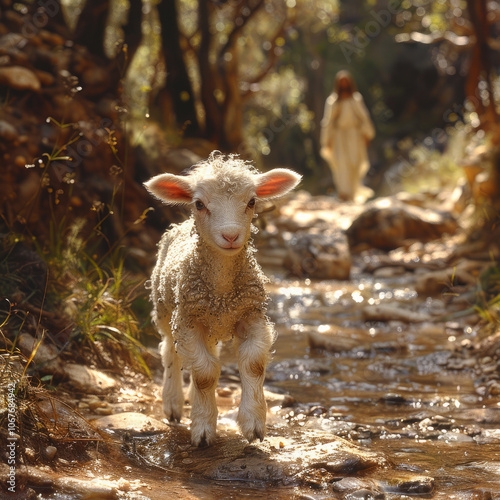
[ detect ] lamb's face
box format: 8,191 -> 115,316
144,154 -> 302,257
192,179 -> 257,255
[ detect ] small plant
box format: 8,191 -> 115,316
2,105 -> 153,382
475,263 -> 500,328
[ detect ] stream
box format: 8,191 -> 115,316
18,194 -> 500,500
33,259 -> 500,500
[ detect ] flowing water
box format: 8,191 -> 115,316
263,273 -> 500,498
36,266 -> 500,499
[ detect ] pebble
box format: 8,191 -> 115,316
0,120 -> 17,141
45,446 -> 57,460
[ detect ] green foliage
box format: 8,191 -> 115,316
476,263 -> 500,327
1,113 -> 152,380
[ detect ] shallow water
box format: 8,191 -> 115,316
262,274 -> 500,498
37,270 -> 500,499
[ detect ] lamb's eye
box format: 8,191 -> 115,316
247,198 -> 256,209
195,200 -> 205,211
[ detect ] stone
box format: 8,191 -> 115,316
63,363 -> 116,393
93,412 -> 170,434
308,329 -> 359,353
17,334 -> 116,393
284,230 -> 351,280
362,304 -> 431,323
346,197 -> 458,250
0,120 -> 17,141
45,446 -> 57,460
0,66 -> 41,91
415,261 -> 480,295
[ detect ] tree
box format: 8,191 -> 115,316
163,0 -> 288,151
396,0 -> 499,129
155,0 -> 200,137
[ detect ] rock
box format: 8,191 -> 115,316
18,334 -> 116,393
45,446 -> 57,460
362,304 -> 431,323
284,230 -> 351,280
34,69 -> 55,86
192,432 -> 388,484
308,328 -> 359,353
0,120 -> 18,141
474,429 -> 500,444
372,265 -> 406,278
64,363 -> 116,393
415,260 -> 480,295
93,412 -> 170,434
18,333 -> 64,373
380,472 -> 434,494
0,66 -> 41,91
346,197 -> 458,250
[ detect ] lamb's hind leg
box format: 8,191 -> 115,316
158,318 -> 184,422
236,316 -> 274,442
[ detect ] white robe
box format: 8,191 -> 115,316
320,92 -> 375,201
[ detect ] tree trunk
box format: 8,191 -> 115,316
466,0 -> 498,127
155,0 -> 200,137
198,0 -> 223,144
122,0 -> 143,68
221,46 -> 244,151
73,0 -> 110,60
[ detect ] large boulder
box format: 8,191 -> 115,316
346,197 -> 458,250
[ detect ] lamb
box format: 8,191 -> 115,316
144,151 -> 301,447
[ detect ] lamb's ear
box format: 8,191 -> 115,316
144,174 -> 193,204
255,168 -> 302,199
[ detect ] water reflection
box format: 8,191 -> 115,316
262,274 -> 500,496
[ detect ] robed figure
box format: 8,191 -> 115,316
320,71 -> 375,201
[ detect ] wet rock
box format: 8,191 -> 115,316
345,489 -> 385,499
346,197 -> 458,250
380,472 -> 434,494
0,65 -> 41,91
362,304 -> 431,323
332,477 -> 383,494
372,265 -> 407,278
168,431 -> 387,489
283,230 -> 351,280
308,328 -> 359,353
93,412 -> 170,434
415,261 -> 480,295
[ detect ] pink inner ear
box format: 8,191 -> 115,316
256,174 -> 292,197
157,179 -> 192,201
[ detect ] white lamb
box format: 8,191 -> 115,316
145,152 -> 301,447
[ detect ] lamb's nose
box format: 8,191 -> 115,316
222,232 -> 239,243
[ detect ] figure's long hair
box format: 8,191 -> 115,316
334,70 -> 357,96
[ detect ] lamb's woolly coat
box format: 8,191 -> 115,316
150,217 -> 271,347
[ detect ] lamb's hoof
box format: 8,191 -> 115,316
163,402 -> 183,423
240,418 -> 266,443
190,422 -> 217,447
245,427 -> 265,443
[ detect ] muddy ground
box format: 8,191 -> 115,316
3,192 -> 500,500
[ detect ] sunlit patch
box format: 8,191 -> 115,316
351,290 -> 364,303
217,409 -> 239,430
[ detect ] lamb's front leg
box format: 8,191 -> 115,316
158,324 -> 184,422
178,326 -> 220,447
236,316 -> 274,442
